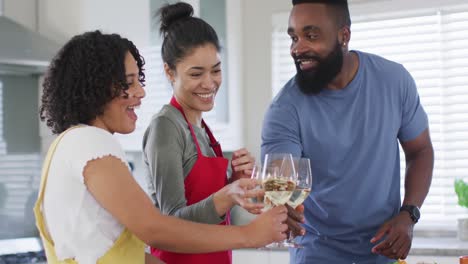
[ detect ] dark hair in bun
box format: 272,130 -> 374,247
156,2 -> 220,69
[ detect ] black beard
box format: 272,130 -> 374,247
294,41 -> 344,95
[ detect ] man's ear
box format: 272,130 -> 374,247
340,26 -> 351,47
164,63 -> 175,83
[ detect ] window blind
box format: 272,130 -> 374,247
271,6 -> 468,227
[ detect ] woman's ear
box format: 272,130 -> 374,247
164,63 -> 175,84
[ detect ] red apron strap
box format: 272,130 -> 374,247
170,96 -> 223,157
170,96 -> 203,154
201,119 -> 223,158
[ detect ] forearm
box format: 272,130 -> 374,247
146,213 -> 249,253
402,144 -> 434,207
170,195 -> 225,224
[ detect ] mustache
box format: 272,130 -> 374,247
293,53 -> 321,64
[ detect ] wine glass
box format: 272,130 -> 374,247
262,153 -> 296,207
261,153 -> 297,248
249,164 -> 264,204
280,157 -> 312,248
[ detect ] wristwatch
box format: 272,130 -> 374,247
400,205 -> 420,223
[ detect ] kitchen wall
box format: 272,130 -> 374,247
2,0 -> 36,31
36,0 -> 151,49
241,0 -> 290,160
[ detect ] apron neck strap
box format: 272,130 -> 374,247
170,96 -> 223,157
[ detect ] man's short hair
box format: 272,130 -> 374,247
292,0 -> 351,27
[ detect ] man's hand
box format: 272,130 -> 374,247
370,212 -> 415,260
285,204 -> 305,237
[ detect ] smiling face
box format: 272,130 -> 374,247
288,3 -> 345,94
91,51 -> 145,134
165,43 -> 221,122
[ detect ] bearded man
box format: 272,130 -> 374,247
261,0 -> 434,263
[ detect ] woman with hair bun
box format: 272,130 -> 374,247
143,2 -> 269,264
35,30 -> 288,264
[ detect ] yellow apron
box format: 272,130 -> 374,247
33,126 -> 145,263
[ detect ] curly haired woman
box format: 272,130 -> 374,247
35,30 -> 288,264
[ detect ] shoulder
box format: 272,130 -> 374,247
53,126 -> 128,182
357,50 -> 410,78
269,78 -> 304,115
145,105 -> 186,136
59,126 -> 125,160
143,105 -> 187,150
263,79 -> 302,129
62,126 -> 119,147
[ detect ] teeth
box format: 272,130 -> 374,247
127,105 -> 140,110
196,93 -> 214,98
300,60 -> 314,65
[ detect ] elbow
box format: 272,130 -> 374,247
139,218 -> 173,250
133,217 -> 163,247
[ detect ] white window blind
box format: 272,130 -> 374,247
271,5 -> 468,227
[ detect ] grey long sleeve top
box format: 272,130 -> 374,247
142,104 -> 230,224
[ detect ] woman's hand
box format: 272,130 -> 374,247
241,205 -> 288,247
230,148 -> 255,182
213,178 -> 264,216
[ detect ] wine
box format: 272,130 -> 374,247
287,188 -> 311,208
248,187 -> 264,204
263,178 -> 296,206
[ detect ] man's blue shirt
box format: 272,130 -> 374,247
261,51 -> 428,263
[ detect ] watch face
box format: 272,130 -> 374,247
412,207 -> 421,219
401,205 -> 420,222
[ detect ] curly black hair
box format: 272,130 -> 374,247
40,30 -> 145,134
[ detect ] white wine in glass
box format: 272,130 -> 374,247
287,187 -> 311,209
263,177 -> 296,206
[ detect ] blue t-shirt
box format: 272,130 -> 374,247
261,51 -> 428,263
